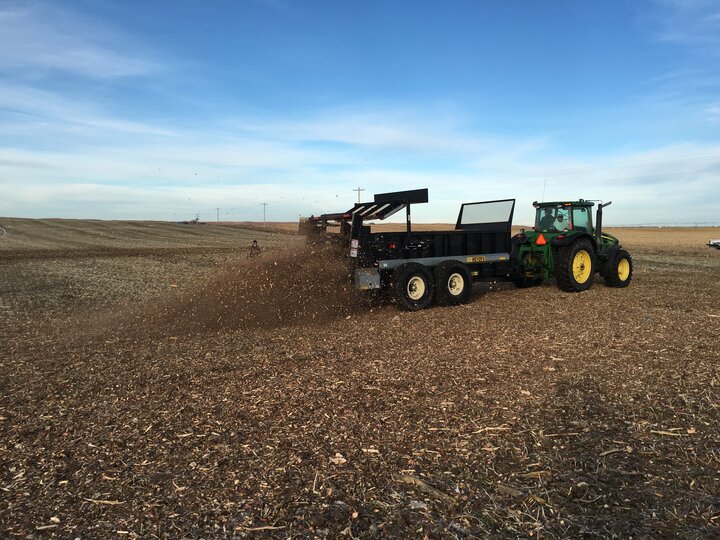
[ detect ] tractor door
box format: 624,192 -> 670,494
571,206 -> 593,234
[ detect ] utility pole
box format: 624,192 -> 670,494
215,207 -> 220,222
353,186 -> 365,203
261,203 -> 268,228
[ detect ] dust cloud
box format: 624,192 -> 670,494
140,245 -> 372,335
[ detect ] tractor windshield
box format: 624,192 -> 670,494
535,204 -> 595,232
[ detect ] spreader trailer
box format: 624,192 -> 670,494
340,188 -> 515,310
303,188 -> 633,310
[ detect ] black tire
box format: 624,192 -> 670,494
604,249 -> 633,288
391,263 -> 435,311
435,261 -> 473,306
554,238 -> 595,292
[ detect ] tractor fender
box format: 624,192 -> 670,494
550,232 -> 598,251
550,233 -> 599,268
509,233 -> 531,275
511,232 -> 530,245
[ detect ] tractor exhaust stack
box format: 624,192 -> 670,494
596,201 -> 612,243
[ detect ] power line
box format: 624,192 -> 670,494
612,221 -> 720,227
480,150 -> 720,184
477,164 -> 719,192
261,202 -> 268,228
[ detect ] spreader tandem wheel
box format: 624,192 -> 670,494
554,238 -> 596,292
391,262 -> 435,311
434,261 -> 473,306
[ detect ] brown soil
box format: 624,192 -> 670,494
1,219 -> 719,538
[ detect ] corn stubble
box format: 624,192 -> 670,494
2,227 -> 719,538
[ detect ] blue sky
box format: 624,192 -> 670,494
1,0 -> 719,225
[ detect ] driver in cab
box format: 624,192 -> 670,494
538,207 -> 555,229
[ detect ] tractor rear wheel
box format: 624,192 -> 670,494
555,238 -> 595,292
435,261 -> 472,306
391,263 -> 435,311
604,249 -> 633,287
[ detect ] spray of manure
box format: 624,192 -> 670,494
136,244 -> 372,336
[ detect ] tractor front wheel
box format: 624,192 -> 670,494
391,263 -> 435,311
555,239 -> 595,292
604,249 -> 633,288
435,261 -> 472,306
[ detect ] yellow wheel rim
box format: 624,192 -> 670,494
617,258 -> 630,281
447,273 -> 464,296
572,250 -> 592,283
407,276 -> 426,300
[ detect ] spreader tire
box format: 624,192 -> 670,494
555,238 -> 595,292
391,263 -> 435,311
435,261 -> 472,306
604,249 -> 633,288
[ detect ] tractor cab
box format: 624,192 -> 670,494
533,200 -> 595,235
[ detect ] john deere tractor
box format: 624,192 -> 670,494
510,200 -> 633,291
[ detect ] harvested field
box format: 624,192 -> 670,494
0,218 -> 291,260
1,220 -> 719,538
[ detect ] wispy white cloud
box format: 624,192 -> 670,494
239,111 -> 468,152
2,121 -> 719,225
0,82 -> 178,140
0,3 -> 159,78
704,103 -> 720,121
652,0 -> 720,49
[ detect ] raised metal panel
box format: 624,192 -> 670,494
374,188 -> 429,205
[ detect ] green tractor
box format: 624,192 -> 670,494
510,200 -> 633,291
